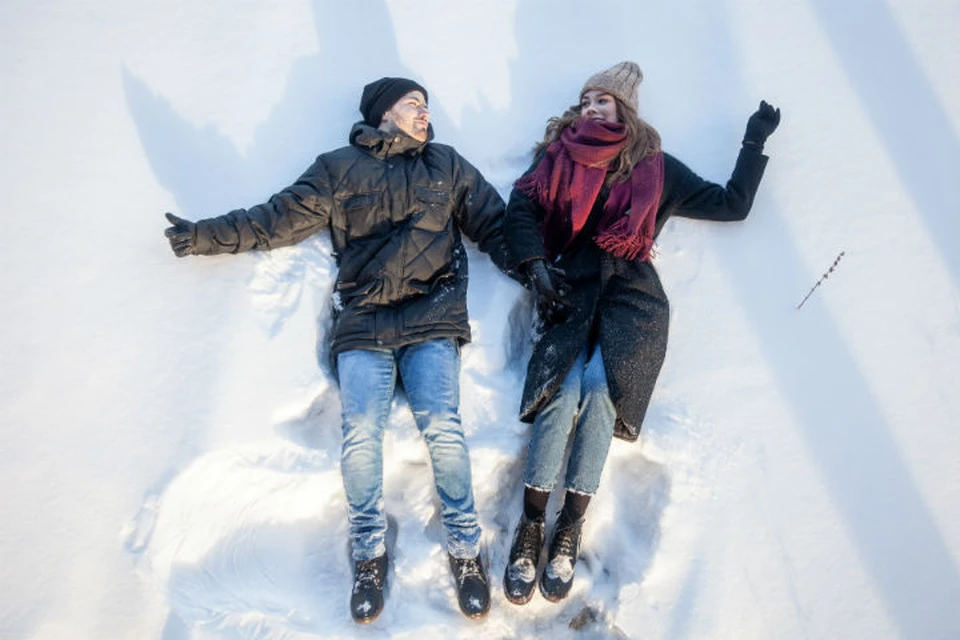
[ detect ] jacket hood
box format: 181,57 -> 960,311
349,122 -> 435,159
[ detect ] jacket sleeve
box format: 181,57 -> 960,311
504,187 -> 548,270
450,153 -> 517,278
192,157 -> 334,255
503,154 -> 548,271
660,147 -> 769,222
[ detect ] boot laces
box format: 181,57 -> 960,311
552,521 -> 582,558
456,557 -> 482,583
355,558 -> 383,588
514,519 -> 543,561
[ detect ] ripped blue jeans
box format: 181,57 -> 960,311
337,338 -> 481,561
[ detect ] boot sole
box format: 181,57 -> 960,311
539,579 -> 572,603
504,581 -> 536,605
462,607 -> 490,620
503,565 -> 536,605
353,612 -> 382,624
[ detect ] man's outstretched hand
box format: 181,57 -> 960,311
164,212 -> 196,257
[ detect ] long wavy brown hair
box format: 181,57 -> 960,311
534,96 -> 662,184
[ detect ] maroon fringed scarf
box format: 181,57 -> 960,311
515,117 -> 664,261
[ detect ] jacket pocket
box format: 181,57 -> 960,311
413,186 -> 453,232
339,191 -> 384,239
342,192 -> 378,210
413,186 -> 451,205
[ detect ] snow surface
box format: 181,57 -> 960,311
2,1 -> 959,639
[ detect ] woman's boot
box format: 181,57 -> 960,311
539,516 -> 583,602
503,514 -> 545,604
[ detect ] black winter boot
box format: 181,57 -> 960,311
448,554 -> 491,619
503,514 -> 545,605
350,554 -> 388,624
539,518 -> 583,603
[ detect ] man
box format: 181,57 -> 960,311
164,77 -> 512,623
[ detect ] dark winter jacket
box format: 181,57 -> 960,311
192,123 -> 512,358
506,146 -> 768,440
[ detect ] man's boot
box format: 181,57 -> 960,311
350,553 -> 388,623
448,554 -> 491,619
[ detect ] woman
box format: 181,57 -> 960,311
502,61 -> 780,604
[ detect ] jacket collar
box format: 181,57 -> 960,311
349,122 -> 434,160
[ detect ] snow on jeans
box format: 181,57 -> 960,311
524,343 -> 616,495
337,338 -> 482,562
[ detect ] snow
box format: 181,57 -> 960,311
546,557 -> 575,584
2,0 -> 959,639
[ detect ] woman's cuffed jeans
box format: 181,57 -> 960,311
523,343 -> 616,495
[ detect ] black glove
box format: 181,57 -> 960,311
164,212 -> 196,257
742,100 -> 781,152
528,259 -> 572,326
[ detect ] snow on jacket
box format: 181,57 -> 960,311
191,123 -> 512,358
505,146 -> 769,441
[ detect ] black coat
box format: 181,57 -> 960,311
192,123 -> 512,358
505,147 -> 769,440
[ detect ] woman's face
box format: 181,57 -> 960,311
580,90 -> 619,123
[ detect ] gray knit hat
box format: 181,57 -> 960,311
581,61 -> 643,111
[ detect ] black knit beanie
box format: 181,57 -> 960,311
359,77 -> 429,127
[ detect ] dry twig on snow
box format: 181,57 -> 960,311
797,251 -> 845,310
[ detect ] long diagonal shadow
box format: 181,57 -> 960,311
698,2 -> 960,637
807,1 -> 960,288
720,207 -> 960,639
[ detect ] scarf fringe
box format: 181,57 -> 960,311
595,230 -> 655,261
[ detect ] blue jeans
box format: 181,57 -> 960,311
337,338 -> 481,561
524,343 -> 616,495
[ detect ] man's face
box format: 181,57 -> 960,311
380,90 -> 430,142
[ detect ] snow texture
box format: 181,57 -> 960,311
2,1 -> 960,639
